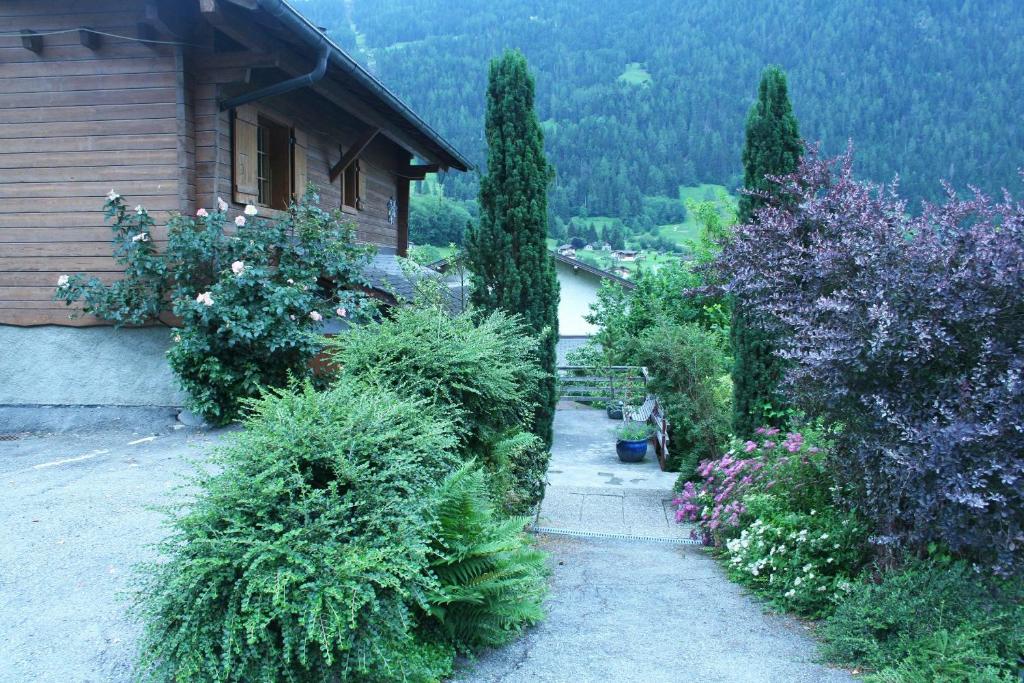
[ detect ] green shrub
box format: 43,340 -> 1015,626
425,466 -> 547,649
821,556 -> 1024,681
133,380 -> 459,682
489,430 -> 550,515
55,191 -> 372,425
631,322 -> 731,473
328,307 -> 550,511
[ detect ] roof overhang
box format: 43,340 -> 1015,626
208,0 -> 471,172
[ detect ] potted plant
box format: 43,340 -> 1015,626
615,421 -> 652,463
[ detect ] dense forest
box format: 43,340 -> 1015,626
296,0 -> 1023,231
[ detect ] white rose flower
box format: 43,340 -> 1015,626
135,205 -> 144,215
217,197 -> 229,212
243,204 -> 258,216
234,215 -> 246,227
57,274 -> 69,287
131,232 -> 149,242
195,292 -> 214,306
309,311 -> 323,322
231,261 -> 245,276
106,189 -> 120,201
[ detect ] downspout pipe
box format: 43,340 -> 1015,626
219,42 -> 329,111
249,0 -> 472,171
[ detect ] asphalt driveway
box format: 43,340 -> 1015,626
0,426 -> 224,683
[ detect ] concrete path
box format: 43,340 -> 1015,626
455,406 -> 855,682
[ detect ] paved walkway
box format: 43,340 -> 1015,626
455,406 -> 855,682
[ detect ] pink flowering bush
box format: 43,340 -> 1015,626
675,425 -> 871,616
55,190 -> 373,424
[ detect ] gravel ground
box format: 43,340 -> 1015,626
0,426 -> 225,683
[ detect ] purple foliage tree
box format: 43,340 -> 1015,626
715,145 -> 1024,575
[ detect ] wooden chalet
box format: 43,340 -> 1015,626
0,0 -> 469,413
0,0 -> 470,327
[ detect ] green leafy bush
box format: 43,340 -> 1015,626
632,322 -> 731,473
328,307 -> 550,513
821,557 -> 1024,681
55,192 -> 372,425
489,430 -> 550,515
133,380 -> 459,682
425,466 -> 547,649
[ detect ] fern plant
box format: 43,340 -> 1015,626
424,466 -> 548,650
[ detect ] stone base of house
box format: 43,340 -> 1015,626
0,325 -> 185,431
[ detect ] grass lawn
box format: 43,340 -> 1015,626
409,243 -> 455,265
618,62 -> 653,86
658,184 -> 737,248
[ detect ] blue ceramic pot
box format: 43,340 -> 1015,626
616,438 -> 648,463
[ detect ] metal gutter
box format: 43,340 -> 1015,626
219,44 -> 329,111
253,0 -> 472,171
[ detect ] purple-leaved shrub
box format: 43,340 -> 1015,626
714,146 -> 1024,575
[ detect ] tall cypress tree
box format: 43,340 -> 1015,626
467,50 -> 559,446
731,66 -> 802,436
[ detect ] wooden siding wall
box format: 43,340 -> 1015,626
1,2 -> 414,327
0,0 -> 180,325
187,49 -> 409,249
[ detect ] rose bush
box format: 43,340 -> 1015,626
55,190 -> 372,424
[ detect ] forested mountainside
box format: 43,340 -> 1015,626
295,0 -> 1023,224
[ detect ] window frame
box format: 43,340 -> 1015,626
254,114 -> 292,211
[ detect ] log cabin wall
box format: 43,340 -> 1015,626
1,0 -> 419,329
186,28 -> 409,251
188,82 -> 409,248
0,0 -> 181,326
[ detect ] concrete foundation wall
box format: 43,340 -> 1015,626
0,326 -> 185,407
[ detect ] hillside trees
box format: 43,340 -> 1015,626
324,0 -> 1024,225
467,50 -> 560,446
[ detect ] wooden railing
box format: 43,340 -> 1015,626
556,365 -> 647,404
557,365 -> 671,470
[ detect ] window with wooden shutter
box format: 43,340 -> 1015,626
292,128 -> 308,202
355,160 -> 366,210
232,104 -> 258,205
342,160 -> 358,211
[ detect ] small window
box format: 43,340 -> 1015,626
342,163 -> 358,210
255,117 -> 291,210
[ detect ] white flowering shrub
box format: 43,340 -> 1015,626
55,190 -> 373,424
724,496 -> 869,617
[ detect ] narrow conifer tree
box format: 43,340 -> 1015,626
467,50 -> 559,446
732,66 -> 802,436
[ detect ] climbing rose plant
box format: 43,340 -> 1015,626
55,190 -> 373,425
713,146 -> 1024,575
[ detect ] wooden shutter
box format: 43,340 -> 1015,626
292,128 -> 308,202
232,104 -> 258,205
355,160 -> 366,210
